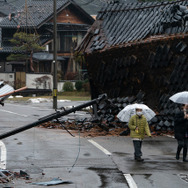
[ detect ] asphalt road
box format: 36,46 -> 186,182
0,101 -> 187,187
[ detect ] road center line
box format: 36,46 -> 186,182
124,174 -> 138,188
0,140 -> 7,169
0,109 -> 28,117
6,103 -> 52,111
88,139 -> 111,156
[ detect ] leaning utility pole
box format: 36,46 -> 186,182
53,0 -> 57,109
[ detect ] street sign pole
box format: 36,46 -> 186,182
53,0 -> 57,109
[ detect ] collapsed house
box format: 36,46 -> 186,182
76,0 -> 188,132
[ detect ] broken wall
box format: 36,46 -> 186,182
85,36 -> 188,113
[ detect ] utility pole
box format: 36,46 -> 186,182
53,0 -> 57,109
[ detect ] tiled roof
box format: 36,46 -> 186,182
73,0 -> 136,15
73,0 -> 105,16
33,52 -> 65,61
0,46 -> 13,53
6,0 -> 28,9
5,0 -> 137,16
80,0 -> 188,53
0,0 -> 70,28
0,1 -> 17,16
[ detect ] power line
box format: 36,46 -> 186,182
98,0 -> 188,13
75,0 -> 103,7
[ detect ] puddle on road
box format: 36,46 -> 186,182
83,152 -> 90,156
88,167 -> 128,188
144,140 -> 166,144
129,159 -> 188,172
113,152 -> 131,156
33,114 -> 40,117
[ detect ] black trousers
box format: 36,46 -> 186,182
133,140 -> 143,158
177,138 -> 188,159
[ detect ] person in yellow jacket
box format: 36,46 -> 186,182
128,108 -> 151,162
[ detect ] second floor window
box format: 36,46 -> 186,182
57,31 -> 85,53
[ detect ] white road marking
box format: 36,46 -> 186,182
6,103 -> 52,110
0,141 -> 6,169
0,109 -> 28,117
88,139 -> 111,156
6,103 -> 88,114
178,173 -> 188,183
124,174 -> 138,188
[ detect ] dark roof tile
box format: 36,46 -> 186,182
0,1 -> 17,16
80,0 -> 188,53
0,0 -> 70,28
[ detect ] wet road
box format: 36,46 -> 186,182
0,101 -> 187,187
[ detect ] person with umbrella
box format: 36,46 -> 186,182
169,92 -> 188,162
174,104 -> 188,162
128,107 -> 152,162
117,103 -> 155,162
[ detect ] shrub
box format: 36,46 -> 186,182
75,81 -> 83,91
83,79 -> 90,92
63,82 -> 74,92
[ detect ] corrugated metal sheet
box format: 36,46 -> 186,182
0,83 -> 14,101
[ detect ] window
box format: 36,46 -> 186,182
55,31 -> 86,53
59,31 -> 78,52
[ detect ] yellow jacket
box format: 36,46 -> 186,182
128,114 -> 151,139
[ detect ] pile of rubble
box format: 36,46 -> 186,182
40,120 -> 127,137
0,169 -> 30,184
94,94 -> 176,134
39,92 -> 176,137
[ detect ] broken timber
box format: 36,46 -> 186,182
0,94 -> 107,140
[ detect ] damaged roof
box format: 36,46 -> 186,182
78,0 -> 188,53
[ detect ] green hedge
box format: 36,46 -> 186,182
75,81 -> 83,91
63,82 -> 74,92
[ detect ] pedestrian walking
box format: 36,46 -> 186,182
128,108 -> 151,162
174,104 -> 188,162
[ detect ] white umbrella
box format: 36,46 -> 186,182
169,91 -> 188,104
117,103 -> 156,122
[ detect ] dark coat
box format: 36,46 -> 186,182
174,111 -> 188,140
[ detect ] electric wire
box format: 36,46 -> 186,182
68,117 -> 87,173
68,128 -> 81,173
76,0 -> 96,6
77,0 -> 102,8
32,127 -> 36,164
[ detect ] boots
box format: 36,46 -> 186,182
135,156 -> 144,162
183,148 -> 188,162
176,146 -> 182,160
